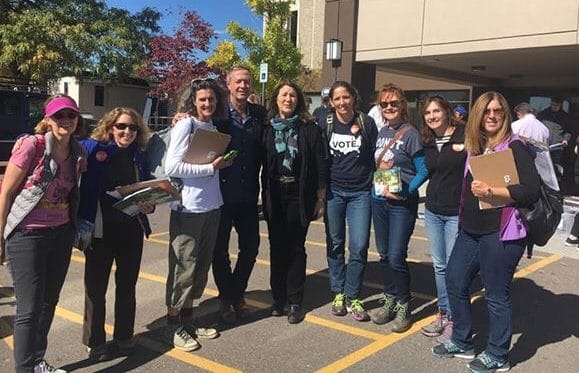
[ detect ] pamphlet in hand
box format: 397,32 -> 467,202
373,167 -> 402,196
107,178 -> 181,216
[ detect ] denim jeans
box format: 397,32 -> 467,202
424,209 -> 459,315
212,202 -> 260,303
446,229 -> 525,362
325,188 -> 371,299
371,196 -> 418,303
6,223 -> 74,373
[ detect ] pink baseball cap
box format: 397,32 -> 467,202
45,96 -> 80,117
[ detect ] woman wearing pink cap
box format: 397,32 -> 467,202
0,94 -> 86,372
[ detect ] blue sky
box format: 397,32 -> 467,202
105,0 -> 263,52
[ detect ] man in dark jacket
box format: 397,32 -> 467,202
213,66 -> 266,323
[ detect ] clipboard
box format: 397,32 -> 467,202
183,128 -> 231,164
469,148 -> 519,209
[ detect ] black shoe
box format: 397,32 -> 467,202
219,300 -> 236,323
233,298 -> 250,319
270,303 -> 285,317
287,304 -> 305,324
87,343 -> 115,362
565,236 -> 579,246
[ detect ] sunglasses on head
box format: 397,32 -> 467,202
114,123 -> 139,132
52,111 -> 78,120
191,78 -> 216,88
379,100 -> 400,109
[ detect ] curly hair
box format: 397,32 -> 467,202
90,107 -> 150,148
176,78 -> 228,120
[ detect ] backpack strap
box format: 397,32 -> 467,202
375,124 -> 411,168
325,113 -> 334,139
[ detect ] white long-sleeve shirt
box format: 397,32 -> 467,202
165,117 -> 223,213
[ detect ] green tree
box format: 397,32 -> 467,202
207,0 -> 303,97
0,1 -> 160,84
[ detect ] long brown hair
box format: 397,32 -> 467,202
465,91 -> 512,155
176,78 -> 228,120
91,107 -> 150,149
420,95 -> 460,146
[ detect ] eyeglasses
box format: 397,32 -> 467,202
483,108 -> 504,116
52,111 -> 78,120
114,123 -> 139,132
379,100 -> 400,109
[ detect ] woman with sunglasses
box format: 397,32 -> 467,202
325,81 -> 378,322
261,81 -> 326,324
432,92 -> 540,372
77,107 -> 153,361
370,83 -> 428,333
164,79 -> 231,351
419,96 -> 466,342
0,94 -> 86,372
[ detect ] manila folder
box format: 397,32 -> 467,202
469,148 -> 520,209
183,128 -> 231,164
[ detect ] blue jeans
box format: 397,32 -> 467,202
371,196 -> 418,303
325,188 -> 371,299
424,209 -> 458,315
446,229 -> 525,362
6,223 -> 74,372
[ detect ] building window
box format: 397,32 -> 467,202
94,85 -> 104,107
63,82 -> 68,96
289,10 -> 298,47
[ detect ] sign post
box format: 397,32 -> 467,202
259,62 -> 268,106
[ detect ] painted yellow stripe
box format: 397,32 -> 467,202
315,254 -> 562,372
0,278 -> 241,373
69,254 -> 388,341
149,231 -> 169,238
143,237 -> 434,301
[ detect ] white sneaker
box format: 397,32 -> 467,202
34,360 -> 67,373
173,326 -> 200,351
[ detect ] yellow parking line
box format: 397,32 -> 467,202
0,279 -> 241,373
315,254 -> 563,372
149,231 -> 169,238
69,255 -> 388,341
144,237 -> 434,301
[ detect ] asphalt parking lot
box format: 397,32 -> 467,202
1,204 -> 578,372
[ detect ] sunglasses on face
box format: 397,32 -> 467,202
114,123 -> 139,132
52,111 -> 78,120
379,100 -> 400,109
483,108 -> 504,116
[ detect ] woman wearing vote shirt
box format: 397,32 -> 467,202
0,94 -> 85,372
164,79 -> 231,351
77,107 -> 154,361
325,81 -> 378,322
370,84 -> 428,333
432,92 -> 540,373
261,81 -> 326,324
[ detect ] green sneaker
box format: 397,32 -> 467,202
371,294 -> 396,325
331,293 -> 347,316
345,298 -> 370,322
391,301 -> 412,333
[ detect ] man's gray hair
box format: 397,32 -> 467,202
514,102 -> 536,115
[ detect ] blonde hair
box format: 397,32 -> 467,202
465,91 -> 512,155
35,94 -> 86,137
91,107 -> 149,148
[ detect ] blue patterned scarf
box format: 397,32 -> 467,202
271,115 -> 299,171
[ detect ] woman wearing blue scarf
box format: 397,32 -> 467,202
261,81 -> 327,324
77,107 -> 154,361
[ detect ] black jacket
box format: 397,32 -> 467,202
424,125 -> 467,216
261,120 -> 327,226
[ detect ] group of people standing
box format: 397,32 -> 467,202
0,64 -> 540,373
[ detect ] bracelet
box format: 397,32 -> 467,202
486,187 -> 493,198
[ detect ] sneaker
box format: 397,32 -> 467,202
467,351 -> 510,372
432,341 -> 475,360
421,311 -> 451,337
391,301 -> 412,333
219,300 -> 236,324
331,293 -> 347,316
564,236 -> 579,246
345,298 -> 370,322
34,360 -> 67,373
371,294 -> 396,325
172,326 -> 200,351
437,320 -> 454,343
